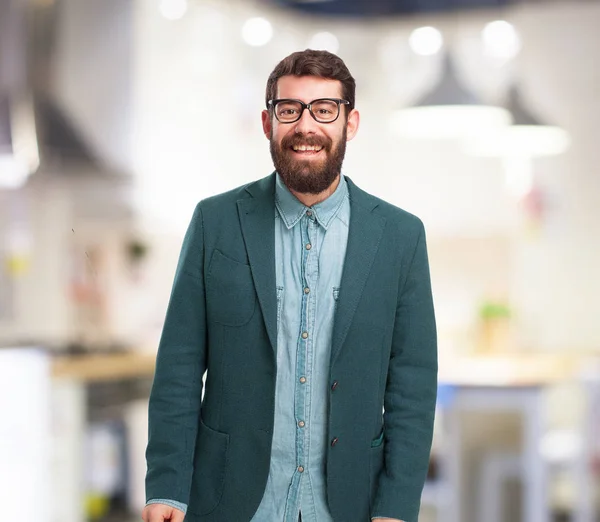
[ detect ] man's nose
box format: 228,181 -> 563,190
293,106 -> 319,134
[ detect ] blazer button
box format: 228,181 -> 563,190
331,437 -> 339,447
331,380 -> 338,391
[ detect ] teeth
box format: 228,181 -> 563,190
293,145 -> 323,152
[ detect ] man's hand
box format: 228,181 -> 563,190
142,503 -> 185,522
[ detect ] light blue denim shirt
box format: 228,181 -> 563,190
250,173 -> 349,522
147,173 -> 350,520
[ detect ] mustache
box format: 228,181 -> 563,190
281,134 -> 331,150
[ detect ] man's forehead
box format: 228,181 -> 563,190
276,75 -> 343,100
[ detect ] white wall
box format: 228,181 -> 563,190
0,182 -> 72,344
507,3 -> 600,351
0,171 -> 137,347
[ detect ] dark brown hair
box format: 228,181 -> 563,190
265,49 -> 356,112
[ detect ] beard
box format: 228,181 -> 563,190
270,126 -> 347,195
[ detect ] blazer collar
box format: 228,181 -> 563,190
238,173 -> 278,352
330,176 -> 386,365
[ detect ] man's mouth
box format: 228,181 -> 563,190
291,144 -> 324,155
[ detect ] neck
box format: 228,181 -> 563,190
289,174 -> 341,207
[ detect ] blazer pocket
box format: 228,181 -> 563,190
369,429 -> 385,510
370,428 -> 384,448
189,418 -> 230,516
207,249 -> 256,326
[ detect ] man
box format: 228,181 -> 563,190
143,49 -> 437,522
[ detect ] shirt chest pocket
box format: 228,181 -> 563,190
276,286 -> 284,325
206,249 -> 257,326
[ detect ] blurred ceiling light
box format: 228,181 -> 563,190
409,26 -> 443,56
465,85 -> 570,157
391,54 -> 511,140
482,20 -> 521,61
0,94 -> 39,190
242,17 -> 273,47
308,32 -> 340,54
0,156 -> 30,190
159,0 -> 188,21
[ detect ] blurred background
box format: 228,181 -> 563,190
0,0 -> 599,521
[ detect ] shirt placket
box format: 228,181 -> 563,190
284,212 -> 319,522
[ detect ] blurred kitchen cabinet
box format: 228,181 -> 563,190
0,347 -> 51,522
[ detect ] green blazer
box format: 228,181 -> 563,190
145,173 -> 437,522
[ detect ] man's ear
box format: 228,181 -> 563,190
262,110 -> 272,140
345,109 -> 360,141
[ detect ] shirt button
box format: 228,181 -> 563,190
306,210 -> 312,217
331,437 -> 339,447
302,332 -> 309,339
305,243 -> 312,250
304,287 -> 310,294
331,380 -> 338,391
299,376 -> 306,384
298,466 -> 304,473
298,420 -> 305,428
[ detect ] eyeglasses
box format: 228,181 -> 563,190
267,98 -> 350,124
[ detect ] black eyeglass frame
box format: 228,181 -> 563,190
267,98 -> 351,124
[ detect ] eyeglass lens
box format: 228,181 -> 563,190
275,100 -> 340,123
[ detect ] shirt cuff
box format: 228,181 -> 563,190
146,499 -> 188,514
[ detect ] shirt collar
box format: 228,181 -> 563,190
275,172 -> 348,230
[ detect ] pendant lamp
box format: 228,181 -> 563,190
465,84 -> 570,157
390,54 -> 512,140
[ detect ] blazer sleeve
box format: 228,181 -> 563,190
145,203 -> 207,506
371,219 -> 438,522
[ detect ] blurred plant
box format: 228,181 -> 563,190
479,300 -> 511,320
126,239 -> 149,265
85,492 -> 109,520
478,300 -> 513,354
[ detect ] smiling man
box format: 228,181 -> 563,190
143,50 -> 437,522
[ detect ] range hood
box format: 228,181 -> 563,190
0,90 -> 99,189
0,0 -> 99,190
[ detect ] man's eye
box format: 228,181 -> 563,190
280,109 -> 298,116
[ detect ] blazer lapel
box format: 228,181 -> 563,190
237,174 -> 278,352
330,178 -> 386,366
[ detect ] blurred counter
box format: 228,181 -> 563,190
439,353 -> 591,386
52,352 -> 156,382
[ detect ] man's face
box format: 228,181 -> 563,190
262,75 -> 359,195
